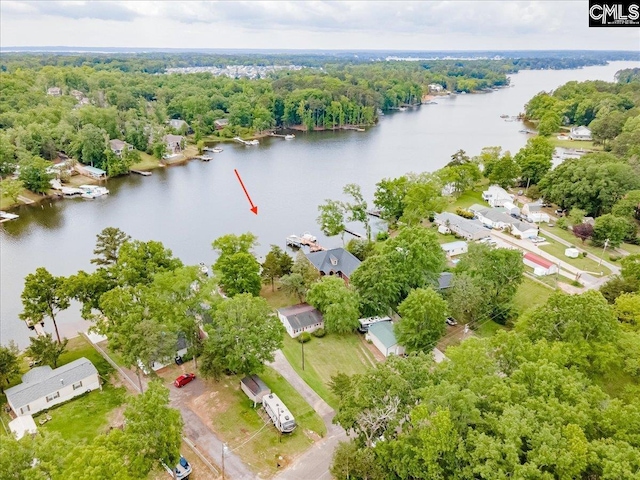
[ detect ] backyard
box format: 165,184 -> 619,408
537,237 -> 611,275
280,333 -> 377,409
513,276 -> 556,316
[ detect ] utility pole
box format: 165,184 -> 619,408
301,339 -> 305,371
598,238 -> 610,267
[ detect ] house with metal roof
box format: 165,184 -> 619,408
366,321 -> 405,357
240,375 -> 271,407
434,212 -> 489,241
482,185 -> 513,207
438,272 -> 454,290
5,357 -> 101,417
305,248 -> 361,284
523,252 -> 558,276
441,241 -> 468,257
277,303 -> 324,338
569,126 -> 592,141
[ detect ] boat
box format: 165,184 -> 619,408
284,134 -> 295,140
204,147 -> 223,153
79,185 -> 109,199
61,187 -> 83,197
286,235 -> 303,248
300,232 -> 317,244
500,114 -> 509,118
199,262 -> 209,275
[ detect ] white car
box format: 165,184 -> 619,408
529,236 -> 546,244
175,456 -> 192,480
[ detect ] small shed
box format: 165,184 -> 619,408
565,248 -> 580,259
524,252 -> 558,277
8,415 -> 37,440
441,241 -> 468,257
240,375 -> 271,407
366,321 -> 405,357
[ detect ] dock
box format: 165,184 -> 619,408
203,147 -> 223,153
344,228 -> 363,238
366,209 -> 382,218
286,235 -> 303,248
0,211 -> 19,223
342,125 -> 365,132
131,169 -> 152,176
233,137 -> 259,146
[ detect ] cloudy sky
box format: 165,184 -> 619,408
1,0 -> 638,51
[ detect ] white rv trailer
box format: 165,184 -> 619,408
262,393 -> 296,433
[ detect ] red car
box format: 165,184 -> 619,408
174,373 -> 196,388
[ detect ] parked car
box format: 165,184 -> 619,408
446,317 -> 458,326
174,373 -> 196,388
530,236 -> 546,244
175,456 -> 192,480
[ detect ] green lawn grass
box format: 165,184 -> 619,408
448,189 -> 487,211
620,243 -> 640,255
513,276 -> 556,317
541,227 -> 610,259
280,333 -> 376,409
547,136 -> 601,151
203,367 -> 325,476
538,238 -> 611,275
58,335 -> 114,377
260,284 -> 301,310
37,383 -> 127,445
130,152 -> 161,171
474,320 -> 506,338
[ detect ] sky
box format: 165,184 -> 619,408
1,0 -> 638,51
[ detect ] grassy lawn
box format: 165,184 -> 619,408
538,238 -> 611,275
475,320 -> 506,338
435,232 -> 459,244
37,383 -> 127,445
58,335 -> 113,377
513,276 -> 556,317
280,333 -> 377,409
541,227 -> 610,259
198,367 -> 325,476
131,152 -> 161,171
620,243 -> 640,255
260,284 -> 300,310
448,189 -> 487,211
547,137 -> 601,151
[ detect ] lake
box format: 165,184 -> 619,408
2,60 -> 638,348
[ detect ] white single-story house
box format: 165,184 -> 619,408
470,205 -> 515,230
482,185 -> 513,207
109,139 -> 133,156
511,220 -> 539,239
523,252 -> 558,276
145,335 -> 189,373
522,201 -> 542,217
5,358 -> 101,417
434,212 -> 489,241
528,212 -> 551,224
441,241 -> 468,257
240,375 -> 271,407
366,321 -> 405,357
569,126 -> 592,141
277,303 -> 324,338
8,415 -> 37,440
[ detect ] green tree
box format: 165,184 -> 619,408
279,272 -> 307,303
486,151 -> 520,188
612,190 -> 640,220
621,254 -> 640,283
351,254 -> 400,316
124,380 -> 183,475
396,287 -> 447,353
592,214 -> 634,247
1,178 -> 24,204
74,124 -> 107,168
614,293 -> 640,330
317,199 -> 346,243
217,251 -> 261,297
307,276 -> 360,334
537,111 -> 561,136
446,272 -> 488,323
18,156 -> 54,194
152,139 -> 167,159
568,207 -> 587,226
456,243 -> 524,323
115,239 -> 183,286
0,133 -> 17,179
91,226 -> 131,266
343,183 -> 371,240
374,176 -> 409,223
201,294 -> 283,379
261,245 -> 293,291
401,174 -> 447,225
20,267 -> 70,343
25,333 -> 68,368
0,342 -> 20,393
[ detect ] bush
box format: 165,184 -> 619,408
297,332 -> 311,343
376,231 -> 389,242
556,217 -> 569,230
455,208 -> 475,219
312,328 -> 326,338
582,252 -> 588,258
609,254 -> 620,262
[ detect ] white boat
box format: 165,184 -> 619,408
61,187 -> 83,197
301,232 -> 317,244
199,262 -> 209,275
284,134 -> 295,140
248,139 -> 259,146
79,185 -> 109,199
0,211 -> 19,222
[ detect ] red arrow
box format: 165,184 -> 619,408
234,169 -> 258,215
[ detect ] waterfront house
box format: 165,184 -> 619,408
523,252 -> 558,277
366,321 -> 405,357
434,212 -> 489,241
163,134 -> 185,155
305,248 -> 361,285
277,303 -> 324,338
109,139 -> 133,157
168,119 -> 191,133
76,164 -> 107,180
482,185 -> 513,207
46,87 -> 61,96
5,358 -> 101,417
441,241 -> 468,257
428,83 -> 444,92
214,119 -> 229,130
240,375 -> 271,407
569,126 -> 592,141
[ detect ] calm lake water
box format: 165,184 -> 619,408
2,61 -> 638,348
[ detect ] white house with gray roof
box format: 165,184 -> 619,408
482,185 -> 513,207
277,303 -> 324,338
5,357 -> 100,417
434,212 -> 489,241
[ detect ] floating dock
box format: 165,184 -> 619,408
366,209 -> 382,218
344,228 -> 363,239
0,211 -> 19,223
203,147 -> 223,153
131,169 -> 152,176
233,137 -> 259,146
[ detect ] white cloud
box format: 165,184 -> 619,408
1,1 -> 638,50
